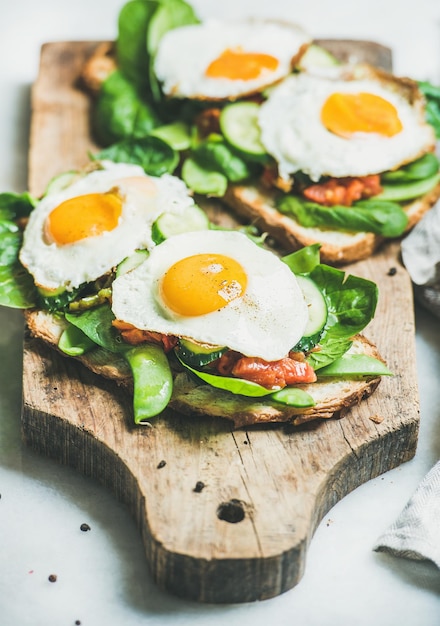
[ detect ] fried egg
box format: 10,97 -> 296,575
154,19 -> 311,101
19,161 -> 199,292
111,230 -> 308,361
258,65 -> 436,181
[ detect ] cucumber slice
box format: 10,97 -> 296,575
296,275 -> 328,339
37,285 -> 66,298
176,338 -> 227,368
219,102 -> 267,160
181,157 -> 228,197
116,249 -> 149,277
150,122 -> 192,151
298,44 -> 340,70
151,204 -> 210,244
44,170 -> 81,196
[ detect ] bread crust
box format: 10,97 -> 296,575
24,308 -> 132,385
224,181 -> 440,265
23,308 -> 383,428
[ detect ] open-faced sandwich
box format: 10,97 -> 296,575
0,160 -> 390,428
80,0 -> 440,265
222,64 -> 440,264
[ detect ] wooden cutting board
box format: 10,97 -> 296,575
21,40 -> 419,603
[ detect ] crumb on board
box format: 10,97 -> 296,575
369,414 -> 384,424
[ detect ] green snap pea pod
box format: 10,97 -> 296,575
58,324 -> 97,356
316,354 -> 393,377
124,344 -> 173,423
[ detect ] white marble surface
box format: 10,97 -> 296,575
1,1 -> 440,624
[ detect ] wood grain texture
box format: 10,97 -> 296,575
22,41 -> 419,603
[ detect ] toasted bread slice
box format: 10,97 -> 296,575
24,308 -> 383,428
224,181 -> 440,265
170,335 -> 383,427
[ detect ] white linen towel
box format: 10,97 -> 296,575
374,461 -> 440,567
375,200 -> 440,567
401,198 -> 440,319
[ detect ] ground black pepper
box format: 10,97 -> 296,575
193,481 -> 205,493
48,574 -> 57,583
80,523 -> 91,532
157,460 -> 166,469
387,267 -> 397,276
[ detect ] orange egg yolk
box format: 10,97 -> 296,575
321,92 -> 403,138
45,192 -> 123,245
160,253 -> 248,316
205,47 -> 279,81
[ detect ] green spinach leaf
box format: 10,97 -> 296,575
0,264 -> 36,309
94,135 -> 179,175
192,136 -> 256,183
177,356 -> 276,397
0,191 -> 37,219
304,264 -> 378,369
277,195 -> 408,237
65,304 -> 127,354
92,70 -> 160,146
418,80 -> 440,138
117,0 -> 161,91
282,244 -> 321,275
0,193 -> 38,309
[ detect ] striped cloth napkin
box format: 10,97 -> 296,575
401,197 -> 440,319
374,200 -> 440,567
374,461 -> 440,567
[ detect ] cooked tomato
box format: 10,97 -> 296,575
302,174 -> 382,207
217,350 -> 316,389
112,320 -> 177,352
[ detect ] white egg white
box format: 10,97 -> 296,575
111,230 -> 309,362
259,69 -> 436,181
19,161 -> 198,292
154,19 -> 311,100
